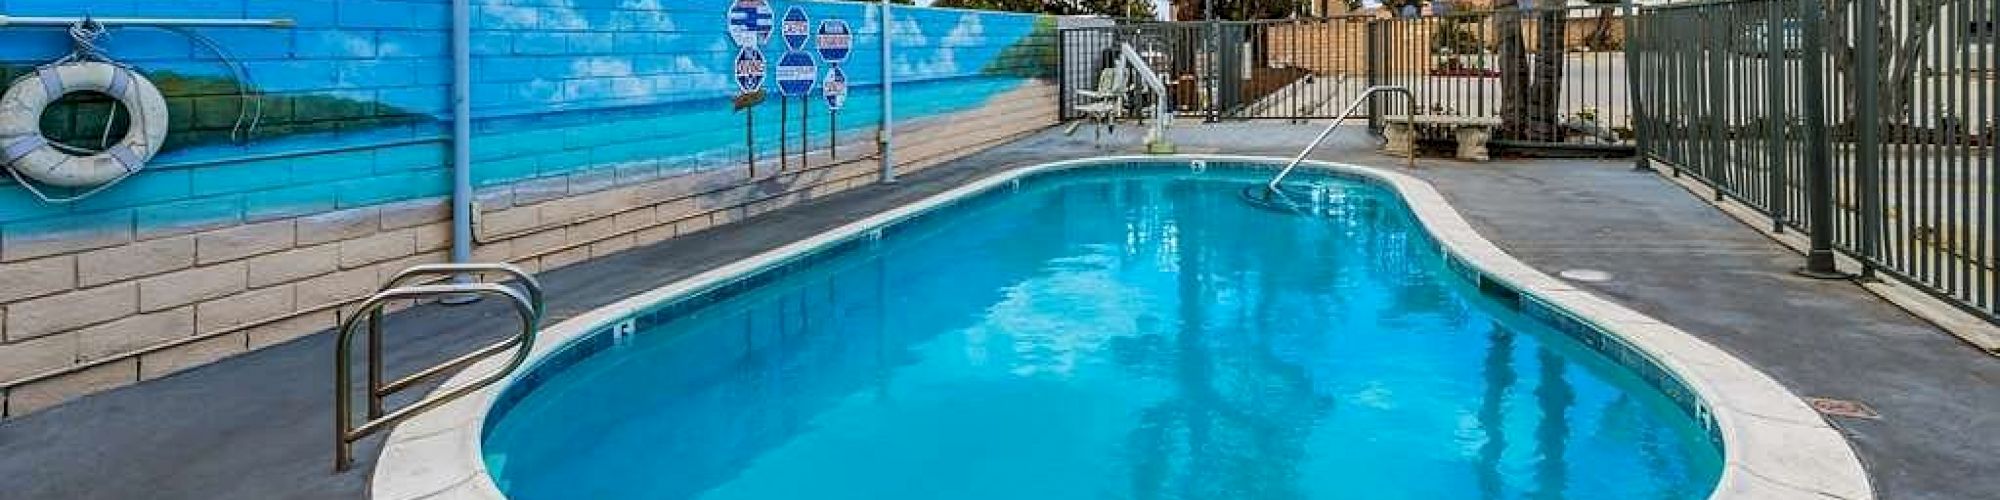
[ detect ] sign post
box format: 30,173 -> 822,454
726,0 -> 774,177
780,7 -> 813,171
776,50 -> 818,170
817,20 -> 852,159
732,47 -> 767,176
822,65 -> 848,158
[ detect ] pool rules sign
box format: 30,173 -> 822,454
726,0 -> 773,174
817,19 -> 851,157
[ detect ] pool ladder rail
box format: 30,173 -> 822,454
333,263 -> 545,472
1265,85 -> 1418,192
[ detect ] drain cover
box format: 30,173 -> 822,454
1559,269 -> 1614,282
1806,397 -> 1881,420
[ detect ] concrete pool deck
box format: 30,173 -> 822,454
0,123 -> 1993,499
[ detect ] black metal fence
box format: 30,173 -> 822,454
1633,0 -> 1996,322
1057,7 -> 1640,146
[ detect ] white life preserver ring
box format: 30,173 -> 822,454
0,61 -> 169,188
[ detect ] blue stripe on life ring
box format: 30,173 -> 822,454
107,68 -> 131,97
3,135 -> 47,164
107,144 -> 142,172
36,67 -> 63,99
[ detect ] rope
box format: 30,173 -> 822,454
3,17 -> 267,204
56,17 -> 111,64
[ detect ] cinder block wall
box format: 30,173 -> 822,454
0,0 -> 1059,418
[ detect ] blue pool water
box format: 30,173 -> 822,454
482,166 -> 1722,499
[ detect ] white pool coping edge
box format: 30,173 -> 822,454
373,156 -> 1874,500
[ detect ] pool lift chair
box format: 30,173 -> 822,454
1065,43 -> 1174,154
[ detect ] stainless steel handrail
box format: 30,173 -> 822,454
333,264 -> 544,472
1266,85 -> 1418,191
363,264 -> 544,417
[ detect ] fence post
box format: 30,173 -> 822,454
1365,19 -> 1383,133
1206,17 -> 1221,122
1795,0 -> 1845,278
1625,2 -> 1652,172
1854,0 -> 1883,277
1057,28 -> 1069,122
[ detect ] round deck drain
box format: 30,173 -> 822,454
1559,269 -> 1614,282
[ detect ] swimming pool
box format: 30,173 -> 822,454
372,157 -> 1870,500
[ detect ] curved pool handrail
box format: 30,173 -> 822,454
362,263 -> 545,419
1266,85 -> 1417,191
333,278 -> 540,472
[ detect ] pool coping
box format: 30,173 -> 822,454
372,156 -> 1874,500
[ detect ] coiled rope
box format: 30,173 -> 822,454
6,16 -> 266,203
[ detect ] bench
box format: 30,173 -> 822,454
1383,115 -> 1503,162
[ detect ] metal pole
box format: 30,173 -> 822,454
879,0 -> 897,183
748,110 -> 757,178
1854,0 -> 1882,277
780,97 -> 789,172
0,15 -> 294,27
1205,0 -> 1220,122
445,0 -> 479,303
801,92 -> 810,170
1796,0 -> 1845,279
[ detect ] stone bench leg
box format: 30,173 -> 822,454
1383,122 -> 1416,157
1454,126 -> 1492,162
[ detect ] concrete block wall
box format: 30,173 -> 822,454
0,0 -> 1059,418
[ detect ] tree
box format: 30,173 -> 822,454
1168,0 -> 1308,21
1819,0 -> 1951,131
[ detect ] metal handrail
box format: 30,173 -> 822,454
360,264 -> 543,418
333,264 -> 544,472
1266,85 -> 1418,191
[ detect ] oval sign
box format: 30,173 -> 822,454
816,20 -> 852,63
822,65 -> 848,110
776,50 -> 818,97
781,6 -> 811,51
733,46 -> 766,93
725,0 -> 774,48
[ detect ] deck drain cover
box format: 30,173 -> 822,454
1559,269 -> 1614,282
1806,397 -> 1881,420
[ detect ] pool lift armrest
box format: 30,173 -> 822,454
1117,43 -> 1175,154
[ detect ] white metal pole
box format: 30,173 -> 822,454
878,0 -> 896,183
446,0 -> 477,301
0,15 -> 294,27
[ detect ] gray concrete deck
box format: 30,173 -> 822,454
0,123 -> 1993,499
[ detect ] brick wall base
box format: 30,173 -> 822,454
0,81 -> 1058,419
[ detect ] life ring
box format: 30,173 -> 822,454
0,61 -> 169,188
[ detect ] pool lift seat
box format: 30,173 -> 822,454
332,263 -> 545,472
1066,43 -> 1173,154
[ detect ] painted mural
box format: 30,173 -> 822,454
0,0 -> 1055,238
